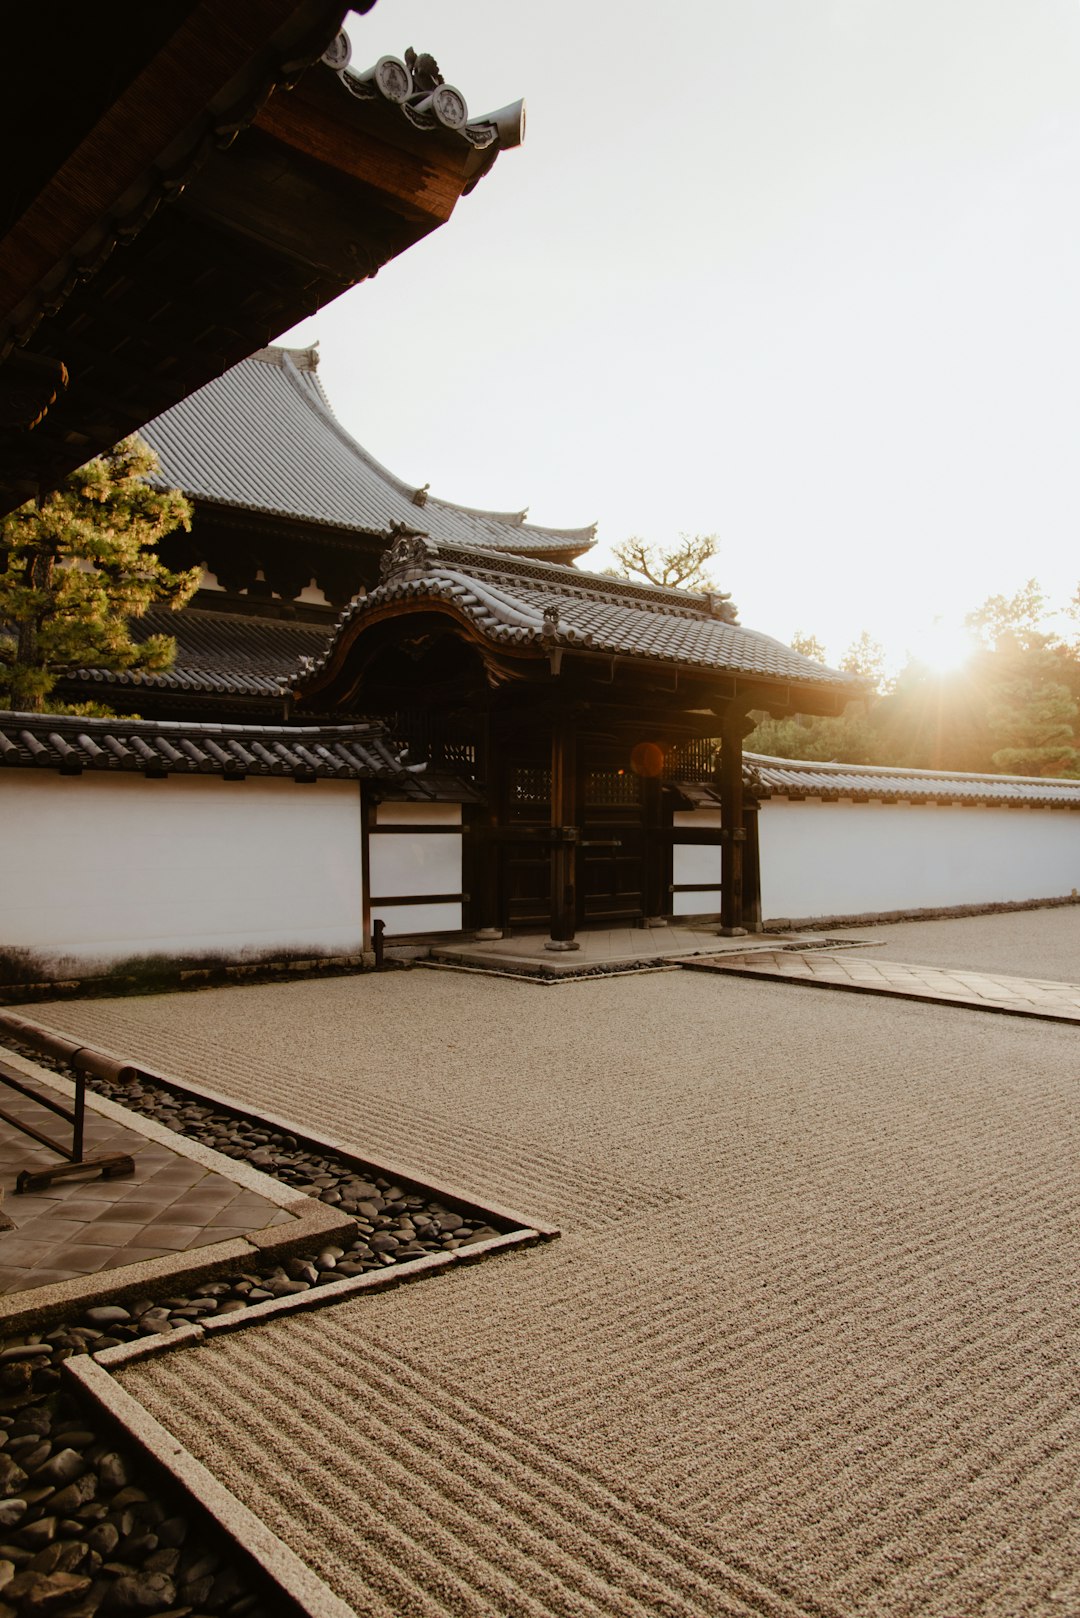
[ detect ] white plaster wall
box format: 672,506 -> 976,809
759,798 -> 1080,919
0,772 -> 364,966
369,802 -> 462,935
370,902 -> 462,935
671,809 -> 723,915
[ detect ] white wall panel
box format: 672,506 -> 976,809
368,810 -> 463,936
0,773 -> 364,966
370,902 -> 462,935
671,809 -> 724,916
368,833 -> 461,901
759,798 -> 1080,919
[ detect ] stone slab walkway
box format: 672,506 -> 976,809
0,1063 -> 292,1294
429,926 -> 830,976
682,949 -> 1080,1022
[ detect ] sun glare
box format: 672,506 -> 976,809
912,622 -> 977,676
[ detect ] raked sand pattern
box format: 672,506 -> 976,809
34,913 -> 1080,1617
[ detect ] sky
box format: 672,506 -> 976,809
279,0 -> 1080,672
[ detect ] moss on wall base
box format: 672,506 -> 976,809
0,945 -> 377,1004
765,893 -> 1080,932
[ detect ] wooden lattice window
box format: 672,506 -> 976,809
585,769 -> 640,806
510,766 -> 551,804
664,739 -> 720,783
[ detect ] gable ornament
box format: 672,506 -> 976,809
379,526 -> 433,584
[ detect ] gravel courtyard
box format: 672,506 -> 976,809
35,911 -> 1080,1618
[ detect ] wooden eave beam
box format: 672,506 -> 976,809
0,0 -> 349,347
252,72 -> 471,229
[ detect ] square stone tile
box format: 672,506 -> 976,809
58,1178 -> 136,1202
8,1266 -> 80,1287
8,1216 -> 89,1245
102,1195 -> 175,1223
0,1235 -> 57,1267
139,1223 -> 206,1251
115,1244 -> 170,1264
44,1196 -> 116,1223
56,1244 -> 118,1273
86,1220 -> 153,1247
196,1223 -> 251,1244
172,1181 -> 243,1209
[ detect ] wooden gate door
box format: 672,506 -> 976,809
580,763 -> 645,926
497,752 -> 648,932
500,758 -> 551,931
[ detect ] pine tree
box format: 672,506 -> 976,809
608,534 -> 737,620
789,630 -> 827,663
0,437 -> 197,714
840,630 -> 888,692
986,675 -> 1079,777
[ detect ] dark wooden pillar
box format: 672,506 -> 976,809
742,801 -> 762,933
545,713 -> 580,950
641,775 -> 667,927
471,715 -> 503,939
719,714 -> 748,935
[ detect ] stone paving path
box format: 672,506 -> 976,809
0,1065 -> 292,1294
430,926 -> 824,976
683,949 -> 1080,1022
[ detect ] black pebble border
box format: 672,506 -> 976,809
0,1368 -> 267,1618
0,1038 -> 510,1616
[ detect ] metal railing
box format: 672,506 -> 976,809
0,1017 -> 137,1192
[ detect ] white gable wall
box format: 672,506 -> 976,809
0,772 -> 365,970
758,797 -> 1080,921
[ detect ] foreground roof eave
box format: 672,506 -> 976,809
0,2 -> 356,362
0,22 -> 525,518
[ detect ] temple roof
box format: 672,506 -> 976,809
55,536 -> 857,718
0,710 -> 471,797
63,608 -> 332,702
293,535 -> 859,704
141,347 -> 596,561
745,753 -> 1080,809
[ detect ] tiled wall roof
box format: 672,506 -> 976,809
747,753 -> 1080,809
0,712 -> 466,797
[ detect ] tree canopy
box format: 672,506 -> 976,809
744,581 -> 1080,778
611,533 -> 719,591
0,437 -> 197,714
609,532 -> 737,622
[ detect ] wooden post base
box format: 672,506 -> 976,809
16,1153 -> 135,1194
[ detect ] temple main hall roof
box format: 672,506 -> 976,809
141,347 -> 596,561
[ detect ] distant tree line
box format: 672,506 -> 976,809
744,580 -> 1080,778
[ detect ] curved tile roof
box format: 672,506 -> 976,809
746,753 -> 1080,808
0,711 -> 457,795
294,538 -> 857,695
140,347 -> 596,559
63,608 -> 333,699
